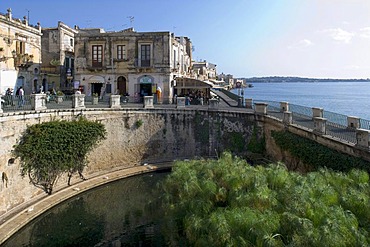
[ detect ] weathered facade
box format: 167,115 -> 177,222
74,28 -> 193,102
0,8 -> 42,94
41,21 -> 78,93
192,60 -> 218,81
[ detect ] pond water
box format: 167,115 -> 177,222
2,170 -> 170,247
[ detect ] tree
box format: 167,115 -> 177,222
13,118 -> 106,194
161,152 -> 370,246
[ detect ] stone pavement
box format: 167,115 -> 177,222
0,163 -> 172,245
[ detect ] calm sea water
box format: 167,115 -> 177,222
232,81 -> 370,120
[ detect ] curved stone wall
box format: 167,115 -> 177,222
0,108 -> 255,216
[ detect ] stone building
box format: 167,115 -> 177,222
41,21 -> 78,93
0,8 -> 42,94
74,27 -> 193,102
192,60 -> 218,81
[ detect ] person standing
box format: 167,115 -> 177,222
18,86 -> 24,107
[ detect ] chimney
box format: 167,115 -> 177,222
23,16 -> 28,26
6,8 -> 12,20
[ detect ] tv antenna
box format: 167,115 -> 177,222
127,16 -> 134,27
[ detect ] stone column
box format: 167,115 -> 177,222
283,111 -> 292,125
356,128 -> 370,149
72,94 -> 86,109
238,97 -> 243,107
31,94 -> 47,111
255,102 -> 268,115
245,98 -> 253,109
280,101 -> 289,112
176,97 -> 186,108
347,116 -> 360,129
110,95 -> 121,109
312,107 -> 323,118
143,96 -> 154,109
208,98 -> 219,110
313,117 -> 327,135
0,95 -> 3,113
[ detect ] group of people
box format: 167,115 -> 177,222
177,89 -> 209,105
3,87 -> 25,107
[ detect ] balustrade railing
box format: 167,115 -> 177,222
252,100 -> 366,145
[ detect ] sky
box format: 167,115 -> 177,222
2,0 -> 370,79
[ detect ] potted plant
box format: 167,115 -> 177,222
92,93 -> 99,105
56,91 -> 64,104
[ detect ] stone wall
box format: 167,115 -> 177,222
0,108 -> 255,216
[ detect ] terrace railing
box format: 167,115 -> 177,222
253,100 -> 366,145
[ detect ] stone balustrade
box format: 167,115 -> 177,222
110,95 -> 121,109
176,97 -> 186,108
72,94 -> 86,109
257,101 -> 370,148
255,102 -> 268,115
280,101 -> 289,112
143,96 -> 154,109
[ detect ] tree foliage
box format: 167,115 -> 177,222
161,152 -> 370,246
13,118 -> 106,194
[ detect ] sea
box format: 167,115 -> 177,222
231,81 -> 370,120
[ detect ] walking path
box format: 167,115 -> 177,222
0,163 -> 172,245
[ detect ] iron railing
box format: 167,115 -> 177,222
252,100 -> 362,144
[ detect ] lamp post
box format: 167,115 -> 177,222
66,68 -> 73,89
0,50 -> 16,62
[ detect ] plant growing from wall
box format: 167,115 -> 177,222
135,119 -> 143,128
13,117 -> 106,195
271,130 -> 370,172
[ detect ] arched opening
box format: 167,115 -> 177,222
33,79 -> 38,93
117,76 -> 127,95
42,78 -> 48,93
16,76 -> 25,90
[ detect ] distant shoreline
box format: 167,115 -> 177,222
240,77 -> 370,83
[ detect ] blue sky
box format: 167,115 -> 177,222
3,0 -> 370,79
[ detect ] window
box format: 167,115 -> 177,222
16,41 -> 25,55
70,38 -> 73,47
140,44 -> 151,67
117,45 -> 126,60
92,45 -> 103,67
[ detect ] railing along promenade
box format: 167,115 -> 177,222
251,99 -> 370,148
1,93 -> 370,149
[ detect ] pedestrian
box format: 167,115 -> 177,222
5,88 -> 13,106
18,86 -> 24,107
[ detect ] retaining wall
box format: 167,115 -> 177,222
0,108 -> 255,216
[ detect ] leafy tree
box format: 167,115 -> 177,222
161,152 -> 370,246
13,118 -> 106,194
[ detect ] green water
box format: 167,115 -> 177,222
2,170 -> 170,247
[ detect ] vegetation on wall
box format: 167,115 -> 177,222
193,111 -> 210,143
135,119 -> 143,128
271,130 -> 370,172
247,125 -> 265,154
13,118 -> 106,195
161,152 -> 370,246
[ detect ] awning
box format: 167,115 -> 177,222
87,75 -> 105,84
89,80 -> 104,84
175,77 -> 212,89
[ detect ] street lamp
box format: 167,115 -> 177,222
66,68 -> 73,88
0,50 -> 16,62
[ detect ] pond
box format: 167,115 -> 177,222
2,170 -> 171,247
